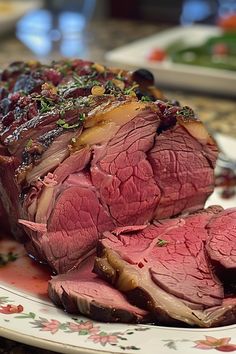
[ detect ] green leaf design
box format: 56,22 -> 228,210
164,341 -> 177,350
0,299 -> 147,350
15,312 -> 36,319
0,297 -> 13,305
99,331 -> 108,336
59,323 -> 68,331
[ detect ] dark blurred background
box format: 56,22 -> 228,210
105,0 -> 236,24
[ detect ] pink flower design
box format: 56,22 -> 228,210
88,332 -> 118,346
0,304 -> 24,314
68,320 -> 99,334
41,319 -> 61,334
194,336 -> 236,352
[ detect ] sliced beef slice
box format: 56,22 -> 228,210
206,208 -> 236,283
21,148 -> 114,271
148,123 -> 217,219
48,255 -> 149,323
94,207 -> 226,327
90,107 -> 161,226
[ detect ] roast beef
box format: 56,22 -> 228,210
48,255 -> 149,323
0,60 -> 217,274
94,206 -> 236,327
206,208 -> 236,283
1,59 -> 236,328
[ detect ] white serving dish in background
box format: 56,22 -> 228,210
106,25 -> 236,96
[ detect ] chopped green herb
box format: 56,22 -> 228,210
26,138 -> 33,149
59,67 -> 67,75
32,96 -> 54,113
124,84 -> 139,95
79,113 -> 86,121
56,118 -> 81,130
156,239 -> 168,247
40,99 -> 52,113
116,71 -> 125,81
72,73 -> 100,89
3,81 -> 10,90
141,95 -> 152,102
105,80 -> 122,94
0,252 -> 18,267
176,106 -> 195,119
59,61 -> 72,75
56,118 -> 66,126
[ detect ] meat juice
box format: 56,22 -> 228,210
0,235 -> 51,299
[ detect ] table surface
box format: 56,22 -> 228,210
0,18 -> 236,354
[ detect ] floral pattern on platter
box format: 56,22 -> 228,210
163,337 -> 236,352
194,336 -> 236,352
1,296 -> 236,352
0,296 -> 147,351
0,304 -> 23,314
0,296 -> 23,314
30,317 -> 148,350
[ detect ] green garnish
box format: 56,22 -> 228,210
56,115 -> 85,129
72,73 -> 100,89
176,106 -> 195,119
0,252 -> 18,267
124,84 -> 139,95
32,96 -> 54,113
26,138 -> 33,149
105,80 -> 119,93
116,71 -> 125,81
3,81 -> 10,90
40,98 -> 53,113
79,113 -> 86,121
141,96 -> 152,102
156,239 -> 168,247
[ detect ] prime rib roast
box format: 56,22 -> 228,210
0,59 -> 235,327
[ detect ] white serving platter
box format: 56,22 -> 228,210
106,25 -> 236,96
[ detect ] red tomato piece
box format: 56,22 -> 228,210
148,48 -> 167,61
212,42 -> 229,56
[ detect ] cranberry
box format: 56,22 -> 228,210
155,100 -> 167,113
44,69 -> 61,85
9,92 -> 20,103
132,68 -> 154,87
1,111 -> 14,127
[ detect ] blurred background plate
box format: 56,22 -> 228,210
105,25 -> 236,96
0,0 -> 42,34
